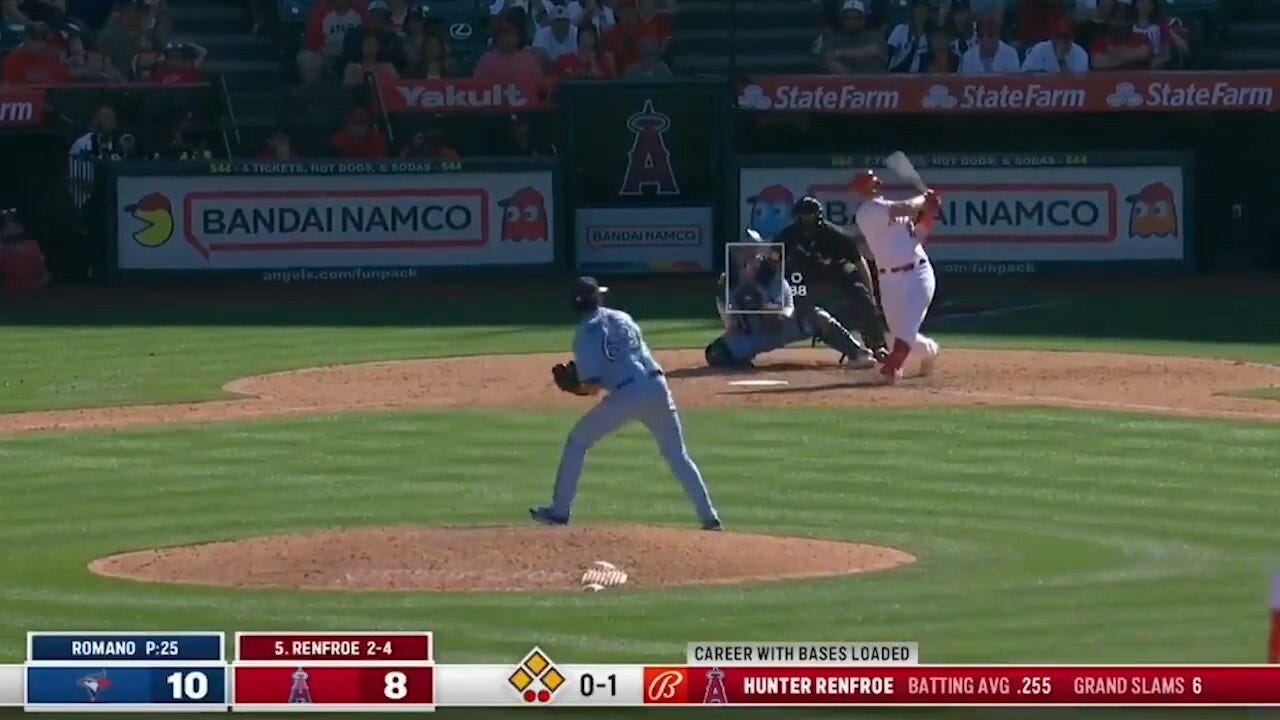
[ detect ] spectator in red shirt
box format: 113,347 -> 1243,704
1129,0 -> 1187,67
258,127 -> 303,160
299,0 -> 369,83
634,0 -> 673,47
0,207 -> 49,293
472,20 -> 546,85
603,0 -> 672,74
151,41 -> 205,83
2,23 -> 70,84
552,23 -> 616,77
1017,0 -> 1068,46
331,108 -> 388,159
1090,27 -> 1152,69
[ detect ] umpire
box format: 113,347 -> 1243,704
775,195 -> 888,353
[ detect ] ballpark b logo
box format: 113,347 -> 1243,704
618,99 -> 680,197
643,668 -> 688,703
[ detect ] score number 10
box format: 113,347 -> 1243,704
165,671 -> 210,700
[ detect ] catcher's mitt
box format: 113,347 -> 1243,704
732,283 -> 764,312
552,360 -> 591,395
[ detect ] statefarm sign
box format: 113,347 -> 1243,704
384,79 -> 553,113
737,72 -> 1280,114
0,89 -> 46,128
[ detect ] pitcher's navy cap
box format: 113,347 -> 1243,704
572,276 -> 608,302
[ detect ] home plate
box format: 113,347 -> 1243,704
727,379 -> 790,387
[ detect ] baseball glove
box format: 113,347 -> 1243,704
732,283 -> 764,312
552,360 -> 590,395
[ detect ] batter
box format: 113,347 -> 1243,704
851,169 -> 942,384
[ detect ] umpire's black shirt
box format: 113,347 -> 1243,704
774,220 -> 866,284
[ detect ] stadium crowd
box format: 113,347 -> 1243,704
815,0 -> 1191,73
0,0 -> 1249,290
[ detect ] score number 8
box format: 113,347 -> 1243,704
384,671 -> 409,700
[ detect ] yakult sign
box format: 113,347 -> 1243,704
385,79 -> 552,113
116,171 -> 555,270
739,153 -> 1190,267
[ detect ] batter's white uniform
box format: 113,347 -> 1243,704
854,197 -> 939,370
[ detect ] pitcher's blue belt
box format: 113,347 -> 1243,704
615,369 -> 663,391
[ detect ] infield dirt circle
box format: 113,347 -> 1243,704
5,347 -> 1272,593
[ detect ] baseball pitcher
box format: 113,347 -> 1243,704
533,276 -> 722,530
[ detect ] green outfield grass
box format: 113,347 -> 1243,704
1,279 -> 1278,720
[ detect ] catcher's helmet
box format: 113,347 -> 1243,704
792,195 -> 823,220
571,275 -> 608,312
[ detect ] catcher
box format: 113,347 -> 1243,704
534,276 -> 722,530
703,230 -> 877,368
775,195 -> 889,354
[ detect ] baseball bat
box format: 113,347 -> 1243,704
885,151 -> 928,193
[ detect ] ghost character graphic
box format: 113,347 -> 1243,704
499,187 -> 548,243
1126,182 -> 1178,238
745,184 -> 795,240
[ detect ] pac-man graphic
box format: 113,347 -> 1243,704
1125,182 -> 1178,238
745,184 -> 794,239
124,192 -> 174,248
498,187 -> 548,243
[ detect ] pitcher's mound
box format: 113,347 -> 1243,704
89,526 -> 916,592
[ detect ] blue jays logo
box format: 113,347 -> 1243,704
77,670 -> 112,702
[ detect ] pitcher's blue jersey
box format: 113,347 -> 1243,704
573,307 -> 661,391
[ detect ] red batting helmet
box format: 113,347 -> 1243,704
852,169 -> 881,197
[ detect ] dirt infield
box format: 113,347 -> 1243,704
3,348 -> 1278,436
89,526 -> 916,592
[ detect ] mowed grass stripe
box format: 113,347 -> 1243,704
0,406 -> 1275,665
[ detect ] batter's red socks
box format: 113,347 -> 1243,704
880,339 -> 912,377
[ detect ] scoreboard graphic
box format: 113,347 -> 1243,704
2,633 -> 1280,710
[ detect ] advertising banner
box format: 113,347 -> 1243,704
0,89 -> 46,128
560,81 -> 725,274
739,153 -> 1190,271
575,206 -> 714,273
115,167 -> 556,270
737,72 -> 1280,114
383,79 -> 553,113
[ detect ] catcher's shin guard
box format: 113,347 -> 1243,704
705,336 -> 743,367
812,308 -> 870,363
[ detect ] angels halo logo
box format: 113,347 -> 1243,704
618,99 -> 680,197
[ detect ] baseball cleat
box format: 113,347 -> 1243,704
702,519 -> 723,531
843,349 -> 878,370
879,367 -> 903,385
529,506 -> 569,525
919,346 -> 940,377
